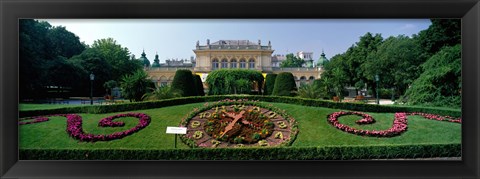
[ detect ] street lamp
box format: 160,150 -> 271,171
90,73 -> 95,105
375,74 -> 380,105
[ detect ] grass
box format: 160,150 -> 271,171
20,103 -> 84,111
19,102 -> 461,150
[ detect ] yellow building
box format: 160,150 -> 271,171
146,40 -> 325,88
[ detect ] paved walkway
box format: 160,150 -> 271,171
366,99 -> 395,105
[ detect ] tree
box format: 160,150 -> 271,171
272,72 -> 296,96
103,80 -> 118,96
48,26 -> 85,58
361,35 -> 424,96
331,68 -> 347,99
91,38 -> 142,81
142,84 -> 181,101
280,53 -> 305,67
264,74 -> 277,95
19,19 -> 85,99
402,45 -> 461,108
417,19 -> 461,56
171,69 -> 197,97
69,48 -> 114,97
193,75 -> 205,96
120,70 -> 154,102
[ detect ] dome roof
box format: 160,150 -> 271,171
152,53 -> 161,67
317,51 -> 328,67
139,50 -> 150,67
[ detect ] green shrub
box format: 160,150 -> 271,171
20,143 -> 460,160
205,69 -> 263,95
119,70 -> 154,102
297,83 -> 324,99
264,74 -> 277,95
19,95 -> 461,118
272,72 -> 296,96
193,74 -> 205,96
142,84 -> 181,101
171,69 -> 196,97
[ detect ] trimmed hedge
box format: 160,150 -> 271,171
171,69 -> 196,97
193,74 -> 205,96
205,69 -> 264,95
19,95 -> 461,118
272,72 -> 296,96
264,74 -> 277,95
20,143 -> 460,160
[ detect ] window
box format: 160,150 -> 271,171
240,59 -> 246,68
221,59 -> 228,68
231,59 -> 237,68
212,59 -> 219,70
248,59 -> 255,69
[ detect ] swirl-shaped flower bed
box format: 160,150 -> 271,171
19,116 -> 50,125
328,111 -> 461,137
19,112 -> 151,142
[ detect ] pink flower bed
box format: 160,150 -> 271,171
19,116 -> 50,125
327,111 -> 461,137
66,113 -> 151,142
19,113 -> 151,142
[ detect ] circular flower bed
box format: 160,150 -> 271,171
327,111 -> 461,137
19,112 -> 151,142
180,99 -> 299,148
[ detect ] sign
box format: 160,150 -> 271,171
166,127 -> 187,134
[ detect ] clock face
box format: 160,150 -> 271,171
184,104 -> 296,148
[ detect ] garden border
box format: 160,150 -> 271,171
20,143 -> 460,160
19,95 -> 461,118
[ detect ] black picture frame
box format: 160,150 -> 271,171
1,0 -> 479,178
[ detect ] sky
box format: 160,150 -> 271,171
41,19 -> 431,64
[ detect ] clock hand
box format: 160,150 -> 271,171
220,111 -> 245,138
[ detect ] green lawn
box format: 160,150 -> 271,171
20,103 -> 84,111
19,102 -> 461,150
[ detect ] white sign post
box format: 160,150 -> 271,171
166,127 -> 187,148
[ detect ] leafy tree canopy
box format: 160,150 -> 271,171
280,53 -> 305,68
403,45 -> 461,108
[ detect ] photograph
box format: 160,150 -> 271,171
18,19 -> 462,160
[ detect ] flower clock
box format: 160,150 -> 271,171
181,100 -> 298,148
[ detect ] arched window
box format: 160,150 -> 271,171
231,59 -> 237,68
212,59 -> 219,70
300,76 -> 307,86
240,59 -> 246,68
309,76 -> 315,84
248,59 -> 255,69
221,59 -> 228,68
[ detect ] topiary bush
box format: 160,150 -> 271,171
272,72 -> 296,96
171,69 -> 196,97
205,69 -> 264,95
193,74 -> 205,96
264,73 -> 277,95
